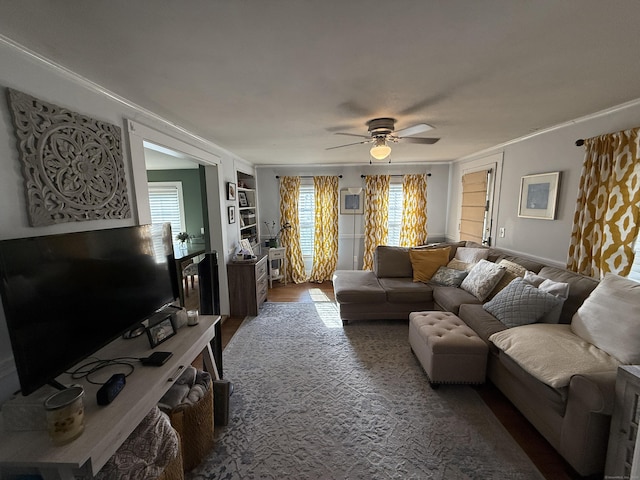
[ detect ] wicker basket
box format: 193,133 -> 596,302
168,379 -> 214,471
157,440 -> 184,480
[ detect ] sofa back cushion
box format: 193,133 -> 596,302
374,246 -> 412,278
537,266 -> 599,324
571,273 -> 640,364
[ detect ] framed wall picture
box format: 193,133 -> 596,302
518,171 -> 560,220
228,206 -> 236,224
227,182 -> 236,201
238,191 -> 248,207
340,189 -> 364,215
146,316 -> 176,348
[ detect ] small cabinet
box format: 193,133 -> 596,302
606,365 -> 640,477
227,254 -> 268,317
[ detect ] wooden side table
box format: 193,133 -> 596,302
268,247 -> 287,288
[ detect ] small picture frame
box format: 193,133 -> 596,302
227,182 -> 236,201
518,171 -> 561,220
228,206 -> 236,224
146,316 -> 177,348
238,191 -> 248,207
340,189 -> 364,215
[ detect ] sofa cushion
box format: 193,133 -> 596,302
433,286 -> 481,314
378,277 -> 434,304
409,247 -> 451,283
455,247 -> 489,263
332,270 -> 386,303
460,259 -> 506,301
447,259 -> 474,271
489,324 -> 620,388
483,278 -> 563,328
458,303 -> 508,344
373,246 -> 412,278
429,266 -> 468,287
571,273 -> 640,364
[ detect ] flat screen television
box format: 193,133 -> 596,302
0,224 -> 177,396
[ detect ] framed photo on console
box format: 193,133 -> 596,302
147,316 -> 177,348
518,171 -> 560,220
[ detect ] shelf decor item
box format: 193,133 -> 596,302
518,172 -> 560,220
238,191 -> 248,207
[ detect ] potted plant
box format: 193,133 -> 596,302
264,221 -> 291,248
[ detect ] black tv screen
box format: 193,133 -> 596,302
0,224 -> 176,396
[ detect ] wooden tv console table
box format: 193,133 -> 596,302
0,315 -> 221,480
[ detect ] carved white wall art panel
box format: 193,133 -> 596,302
6,88 -> 131,226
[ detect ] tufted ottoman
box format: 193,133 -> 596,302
409,311 -> 488,387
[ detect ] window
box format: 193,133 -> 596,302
387,183 -> 403,246
299,184 -> 315,257
147,182 -> 186,239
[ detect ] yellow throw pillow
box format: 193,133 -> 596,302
409,247 -> 451,283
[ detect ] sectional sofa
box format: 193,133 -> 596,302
332,243 -> 640,477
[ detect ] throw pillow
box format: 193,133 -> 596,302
483,278 -> 563,328
523,270 -> 545,287
571,273 -> 640,364
409,247 -> 451,283
537,278 -> 570,323
429,266 -> 469,287
487,259 -> 528,299
447,259 -> 474,271
460,259 -> 506,301
455,247 -> 489,263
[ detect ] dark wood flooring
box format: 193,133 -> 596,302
187,278 -> 584,480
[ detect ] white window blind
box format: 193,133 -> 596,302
299,185 -> 315,257
387,183 -> 403,246
460,170 -> 490,244
148,182 -> 186,240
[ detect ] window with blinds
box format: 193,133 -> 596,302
460,170 -> 490,245
299,184 -> 315,257
387,183 -> 403,246
148,182 -> 186,239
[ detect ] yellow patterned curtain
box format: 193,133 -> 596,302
308,176 -> 339,282
362,175 -> 390,270
399,174 -> 428,247
567,127 -> 640,279
279,176 -> 306,283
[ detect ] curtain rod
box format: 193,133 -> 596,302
275,175 -> 343,178
575,139 -> 585,146
360,173 -> 431,178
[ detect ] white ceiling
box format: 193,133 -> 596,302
2,1 -> 640,166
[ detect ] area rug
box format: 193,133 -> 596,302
187,302 -> 543,480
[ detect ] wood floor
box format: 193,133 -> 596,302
190,279 -> 585,480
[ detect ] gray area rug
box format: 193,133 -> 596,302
187,302 -> 543,480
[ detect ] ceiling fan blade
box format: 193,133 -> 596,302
334,132 -> 371,139
399,136 -> 440,145
394,123 -> 434,137
326,140 -> 370,151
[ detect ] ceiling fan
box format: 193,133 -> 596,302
327,117 -> 440,161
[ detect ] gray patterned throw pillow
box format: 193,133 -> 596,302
460,259 -> 506,301
483,278 -> 562,328
430,266 -> 469,287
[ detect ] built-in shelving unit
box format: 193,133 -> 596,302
237,171 -> 260,255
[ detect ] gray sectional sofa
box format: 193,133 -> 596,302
332,242 -> 638,477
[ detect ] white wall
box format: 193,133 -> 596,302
0,40 -> 242,402
256,163 -> 450,271
447,101 -> 640,266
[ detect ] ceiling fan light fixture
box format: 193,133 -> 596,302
370,139 -> 391,160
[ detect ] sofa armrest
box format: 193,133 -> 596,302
560,370 -> 617,476
568,370 -> 617,415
